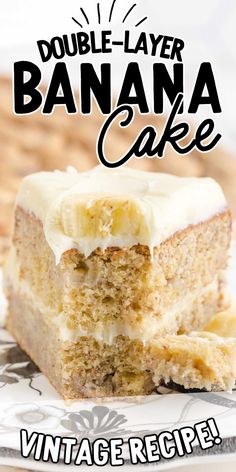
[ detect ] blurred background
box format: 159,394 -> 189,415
0,0 -> 236,264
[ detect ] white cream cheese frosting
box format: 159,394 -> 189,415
16,165 -> 227,263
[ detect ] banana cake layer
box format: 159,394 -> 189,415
4,166 -> 234,397
6,291 -> 236,397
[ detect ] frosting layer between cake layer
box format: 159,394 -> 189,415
16,165 -> 227,261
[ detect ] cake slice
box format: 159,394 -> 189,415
4,166 -> 233,397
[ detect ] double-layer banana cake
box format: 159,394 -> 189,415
4,166 -> 235,397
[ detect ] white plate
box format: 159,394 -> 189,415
0,244 -> 236,470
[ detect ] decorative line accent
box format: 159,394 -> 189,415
109,0 -> 117,22
135,16 -> 148,27
72,16 -> 83,28
122,3 -> 137,23
97,3 -> 101,24
80,7 -> 89,25
28,377 -> 42,396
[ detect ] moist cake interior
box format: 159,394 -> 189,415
4,166 -> 236,398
